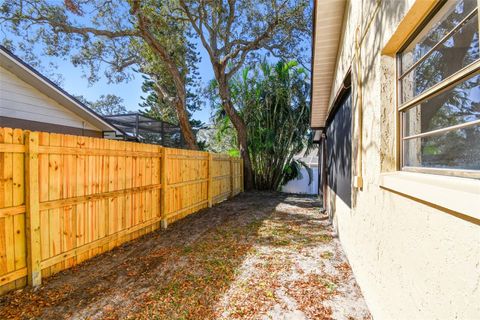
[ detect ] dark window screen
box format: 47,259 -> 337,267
326,91 -> 352,208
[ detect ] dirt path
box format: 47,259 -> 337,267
0,192 -> 370,320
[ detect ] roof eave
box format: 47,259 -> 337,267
310,0 -> 347,129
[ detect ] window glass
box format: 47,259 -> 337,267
403,73 -> 480,137
398,0 -> 480,176
400,0 -> 478,74
403,125 -> 480,170
400,12 -> 479,103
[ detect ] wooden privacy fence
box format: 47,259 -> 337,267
0,127 -> 243,294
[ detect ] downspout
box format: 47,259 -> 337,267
353,27 -> 364,189
321,132 -> 328,211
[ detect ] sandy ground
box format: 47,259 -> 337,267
0,192 -> 370,320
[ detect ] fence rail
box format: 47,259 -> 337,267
0,127 -> 243,294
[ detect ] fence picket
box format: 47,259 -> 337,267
0,127 -> 243,294
25,131 -> 41,287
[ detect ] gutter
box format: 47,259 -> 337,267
309,0 -> 318,127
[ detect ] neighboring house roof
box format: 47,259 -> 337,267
0,45 -> 120,133
310,0 -> 346,129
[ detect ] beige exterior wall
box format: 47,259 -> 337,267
0,65 -> 100,131
323,0 -> 480,319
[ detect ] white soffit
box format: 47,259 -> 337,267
310,0 -> 346,129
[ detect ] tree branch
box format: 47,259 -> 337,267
133,5 -> 187,103
221,16 -> 279,65
8,13 -> 140,38
179,0 -> 216,60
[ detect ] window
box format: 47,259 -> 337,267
398,0 -> 480,178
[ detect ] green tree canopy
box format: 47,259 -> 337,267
75,94 -> 127,116
0,0 -> 200,149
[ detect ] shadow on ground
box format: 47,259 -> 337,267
0,192 -> 370,320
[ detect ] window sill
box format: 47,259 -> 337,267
379,171 -> 480,220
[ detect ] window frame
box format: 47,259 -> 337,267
396,0 -> 480,179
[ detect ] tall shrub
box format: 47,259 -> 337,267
211,60 -> 313,190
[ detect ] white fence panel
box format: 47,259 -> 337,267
281,166 -> 318,195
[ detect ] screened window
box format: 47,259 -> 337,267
398,0 -> 480,177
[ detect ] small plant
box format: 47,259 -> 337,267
322,278 -> 337,293
321,251 -> 334,259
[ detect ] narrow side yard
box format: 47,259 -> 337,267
0,192 -> 370,320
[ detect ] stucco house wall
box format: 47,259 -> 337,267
322,0 -> 480,319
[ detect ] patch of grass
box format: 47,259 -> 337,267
307,233 -> 333,244
257,215 -> 333,249
273,239 -> 291,246
320,251 -> 334,259
265,289 -> 275,298
321,278 -> 337,293
247,219 -> 264,231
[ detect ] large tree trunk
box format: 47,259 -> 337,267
217,78 -> 254,190
135,11 -> 198,150
153,82 -> 199,150
175,99 -> 198,150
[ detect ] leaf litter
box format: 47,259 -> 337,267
0,192 -> 370,320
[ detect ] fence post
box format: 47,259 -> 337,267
230,157 -> 234,198
160,147 -> 168,229
25,131 -> 42,287
208,153 -> 213,207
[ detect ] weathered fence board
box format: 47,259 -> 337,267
0,127 -> 243,294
